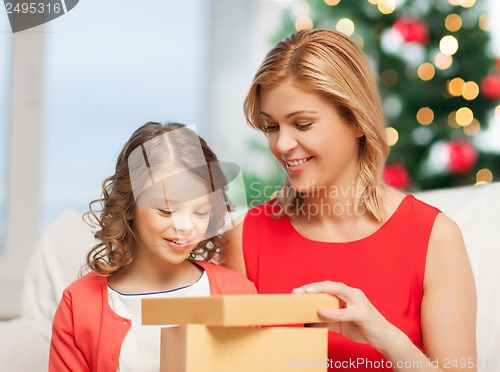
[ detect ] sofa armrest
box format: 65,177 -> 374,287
0,319 -> 49,372
0,209 -> 94,372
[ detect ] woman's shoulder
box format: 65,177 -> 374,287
384,187 -> 440,218
247,199 -> 279,218
244,199 -> 286,230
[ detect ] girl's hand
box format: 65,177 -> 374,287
293,281 -> 401,351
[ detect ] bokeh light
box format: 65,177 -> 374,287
479,13 -> 489,31
417,63 -> 435,81
378,0 -> 396,15
435,53 -> 453,70
416,107 -> 434,125
476,168 -> 493,184
384,96 -> 402,118
445,14 -> 462,32
380,69 -> 398,86
448,77 -> 465,96
354,35 -> 365,49
440,35 -> 459,56
460,0 -> 476,8
295,16 -> 313,31
462,81 -> 479,100
464,119 -> 480,136
448,111 -> 460,128
456,107 -> 474,126
386,127 -> 399,146
412,126 -> 433,145
336,18 -> 355,36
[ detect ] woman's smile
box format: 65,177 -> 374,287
284,156 -> 314,172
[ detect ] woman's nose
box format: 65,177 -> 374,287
275,128 -> 298,154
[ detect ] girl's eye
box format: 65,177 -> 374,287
296,122 -> 314,130
194,211 -> 210,217
158,209 -> 174,216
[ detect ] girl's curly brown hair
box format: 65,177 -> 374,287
84,122 -> 230,276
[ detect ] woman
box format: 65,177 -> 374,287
224,29 -> 476,370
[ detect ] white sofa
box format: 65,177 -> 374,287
0,210 -> 94,372
0,182 -> 499,371
415,182 -> 500,369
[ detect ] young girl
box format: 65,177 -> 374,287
225,29 -> 476,370
49,122 -> 257,371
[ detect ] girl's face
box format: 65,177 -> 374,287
259,79 -> 363,194
133,173 -> 213,266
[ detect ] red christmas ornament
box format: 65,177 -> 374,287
383,163 -> 411,190
392,18 -> 429,45
445,139 -> 478,175
480,74 -> 500,101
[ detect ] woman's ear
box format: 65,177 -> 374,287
125,208 -> 134,220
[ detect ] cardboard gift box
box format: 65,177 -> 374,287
160,324 -> 329,372
142,293 -> 339,327
142,293 -> 339,372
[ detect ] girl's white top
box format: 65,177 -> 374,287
107,271 -> 210,372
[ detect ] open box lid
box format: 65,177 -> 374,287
142,293 -> 339,327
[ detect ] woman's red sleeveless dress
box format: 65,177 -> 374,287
242,195 -> 440,370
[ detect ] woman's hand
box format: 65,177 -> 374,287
293,281 -> 402,352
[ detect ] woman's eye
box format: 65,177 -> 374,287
295,122 -> 313,130
264,124 -> 279,133
158,209 -> 174,216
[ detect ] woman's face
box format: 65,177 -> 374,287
259,79 -> 363,195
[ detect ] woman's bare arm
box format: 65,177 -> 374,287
222,220 -> 247,276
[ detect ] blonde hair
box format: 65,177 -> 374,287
243,29 -> 388,221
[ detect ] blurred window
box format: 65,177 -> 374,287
0,12 -> 12,255
41,0 -> 210,226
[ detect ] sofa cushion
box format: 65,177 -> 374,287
415,182 -> 500,369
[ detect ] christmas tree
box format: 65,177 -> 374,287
268,0 -> 500,191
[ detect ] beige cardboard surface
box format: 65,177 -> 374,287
143,293 -> 339,327
160,324 -> 329,372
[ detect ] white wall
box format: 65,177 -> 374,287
204,0 -> 291,178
